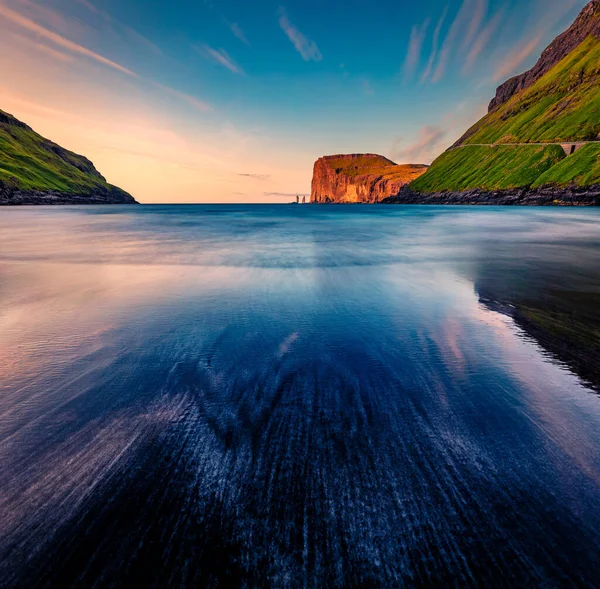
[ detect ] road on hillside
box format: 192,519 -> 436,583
449,140 -> 600,153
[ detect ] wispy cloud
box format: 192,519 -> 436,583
200,44 -> 245,75
74,0 -> 101,15
463,7 -> 504,72
228,21 -> 250,47
278,7 -> 322,62
0,2 -> 136,76
28,38 -> 76,63
403,18 -> 430,79
122,25 -> 162,56
420,5 -> 448,83
462,0 -> 488,50
19,0 -> 82,36
152,82 -> 212,113
75,0 -> 162,55
431,0 -> 472,82
237,173 -> 270,180
0,1 -> 210,113
416,0 -> 507,83
391,125 -> 448,164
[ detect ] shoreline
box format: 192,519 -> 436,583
381,185 -> 600,206
0,186 -> 138,205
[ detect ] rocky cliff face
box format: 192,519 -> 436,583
489,0 -> 600,111
311,154 -> 427,203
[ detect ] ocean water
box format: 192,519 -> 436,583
1,204 -> 600,588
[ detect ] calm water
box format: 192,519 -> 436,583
1,205 -> 600,588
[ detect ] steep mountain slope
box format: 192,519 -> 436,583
489,0 -> 600,110
401,0 -> 600,205
457,34 -> 600,145
0,110 -> 136,205
311,154 -> 427,203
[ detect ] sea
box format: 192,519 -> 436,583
1,204 -> 600,587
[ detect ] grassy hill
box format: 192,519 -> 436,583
409,145 -> 565,193
532,143 -> 600,187
322,154 -> 427,183
409,5 -> 600,200
457,36 -> 600,146
0,110 -> 135,204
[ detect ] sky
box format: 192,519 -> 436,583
0,0 -> 588,203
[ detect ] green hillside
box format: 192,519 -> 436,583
409,145 -> 565,192
409,32 -> 600,197
532,143 -> 600,187
458,36 -> 600,145
0,109 -> 135,204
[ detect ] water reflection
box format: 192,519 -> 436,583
0,205 -> 599,587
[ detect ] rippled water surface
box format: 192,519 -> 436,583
1,205 -> 600,588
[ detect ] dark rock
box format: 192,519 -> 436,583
382,185 -> 600,206
0,180 -> 137,205
0,111 -> 29,129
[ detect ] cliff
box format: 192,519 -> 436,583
0,109 -> 136,205
311,154 -> 427,203
488,0 -> 600,111
405,0 -> 600,204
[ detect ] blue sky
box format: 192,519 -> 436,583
0,0 -> 588,202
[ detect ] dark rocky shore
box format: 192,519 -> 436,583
382,185 -> 600,206
0,181 -> 137,205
